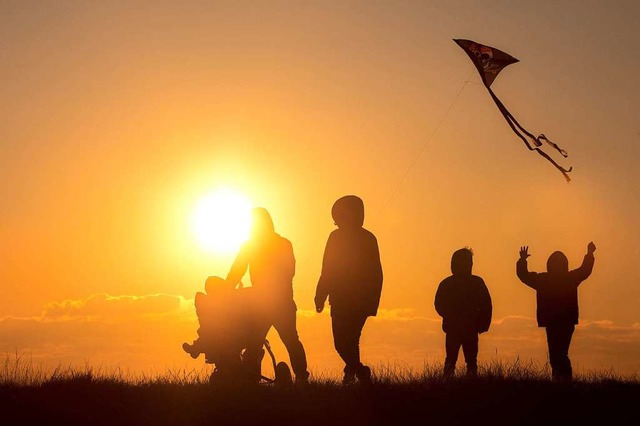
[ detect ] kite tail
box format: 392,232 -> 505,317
538,134 -> 569,158
534,148 -> 572,182
486,87 -> 572,182
487,87 -> 542,150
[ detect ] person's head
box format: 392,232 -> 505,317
546,251 -> 569,274
451,247 -> 473,276
204,276 -> 227,294
250,207 -> 275,240
331,195 -> 365,229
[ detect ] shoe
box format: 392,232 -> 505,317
182,342 -> 199,359
443,364 -> 455,379
356,365 -> 371,384
295,370 -> 310,385
466,365 -> 478,378
553,373 -> 572,383
342,371 -> 356,386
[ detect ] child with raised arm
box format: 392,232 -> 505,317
314,195 -> 383,385
435,247 -> 492,378
516,242 -> 596,382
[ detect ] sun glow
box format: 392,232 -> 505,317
191,189 -> 252,253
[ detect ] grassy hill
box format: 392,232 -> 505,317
2,359 -> 638,426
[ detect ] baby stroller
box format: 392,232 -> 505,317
183,278 -> 293,387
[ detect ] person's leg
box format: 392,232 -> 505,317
272,307 -> 309,382
555,324 -> 575,381
546,325 -> 561,381
331,315 -> 350,365
444,332 -> 462,378
353,316 -> 371,383
238,318 -> 271,383
331,315 -> 361,384
241,343 -> 266,382
461,332 -> 479,377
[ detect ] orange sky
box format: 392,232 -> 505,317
1,1 -> 639,377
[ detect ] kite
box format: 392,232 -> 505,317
454,39 -> 572,182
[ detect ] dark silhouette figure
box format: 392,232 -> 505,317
226,207 -> 310,383
315,195 -> 383,385
434,248 -> 492,378
517,242 -> 596,382
182,275 -> 228,360
181,275 -> 270,384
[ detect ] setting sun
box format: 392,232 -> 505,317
191,189 -> 252,253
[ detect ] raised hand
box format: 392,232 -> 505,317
519,246 -> 530,260
587,241 -> 596,254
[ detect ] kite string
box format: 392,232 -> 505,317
373,70 -> 475,226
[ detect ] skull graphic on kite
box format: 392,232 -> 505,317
454,39 -> 573,182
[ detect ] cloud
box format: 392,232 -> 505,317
374,308 -> 433,321
40,293 -> 194,322
1,296 -> 639,378
0,293 -> 197,373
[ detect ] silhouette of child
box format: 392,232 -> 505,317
314,195 -> 383,385
434,247 -> 492,378
182,276 -> 231,360
517,242 -> 596,382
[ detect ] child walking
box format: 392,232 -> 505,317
314,195 -> 383,385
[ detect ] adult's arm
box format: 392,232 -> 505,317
226,244 -> 250,287
283,238 -> 296,281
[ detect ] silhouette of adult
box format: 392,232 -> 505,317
517,242 -> 596,382
435,248 -> 492,378
315,195 -> 383,385
226,207 -> 310,383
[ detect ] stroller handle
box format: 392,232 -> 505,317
264,339 -> 278,372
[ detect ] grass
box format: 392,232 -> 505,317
2,355 -> 639,426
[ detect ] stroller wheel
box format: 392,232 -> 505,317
274,361 -> 293,387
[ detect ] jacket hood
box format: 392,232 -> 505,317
547,251 -> 569,274
331,195 -> 365,229
250,207 -> 275,239
451,248 -> 473,276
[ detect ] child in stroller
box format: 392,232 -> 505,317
182,276 -> 292,386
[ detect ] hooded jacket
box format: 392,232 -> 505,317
434,250 -> 492,334
517,252 -> 594,327
315,196 -> 383,317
